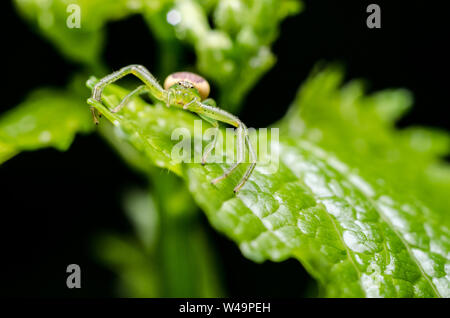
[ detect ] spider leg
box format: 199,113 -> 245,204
183,97 -> 199,110
211,123 -> 246,185
89,106 -> 99,125
111,85 -> 150,113
89,64 -> 167,123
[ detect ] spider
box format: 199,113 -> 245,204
87,64 -> 256,193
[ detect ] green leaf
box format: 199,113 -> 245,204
0,88 -> 93,164
87,68 -> 450,297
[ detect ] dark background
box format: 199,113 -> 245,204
0,0 -> 448,297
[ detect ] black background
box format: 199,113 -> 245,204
0,0 -> 448,297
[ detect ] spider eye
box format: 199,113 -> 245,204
164,71 -> 210,100
177,81 -> 194,89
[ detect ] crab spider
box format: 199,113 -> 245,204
87,64 -> 256,193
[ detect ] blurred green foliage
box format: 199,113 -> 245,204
14,0 -> 301,110
14,0 -> 139,66
96,177 -> 223,297
168,0 -> 302,110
